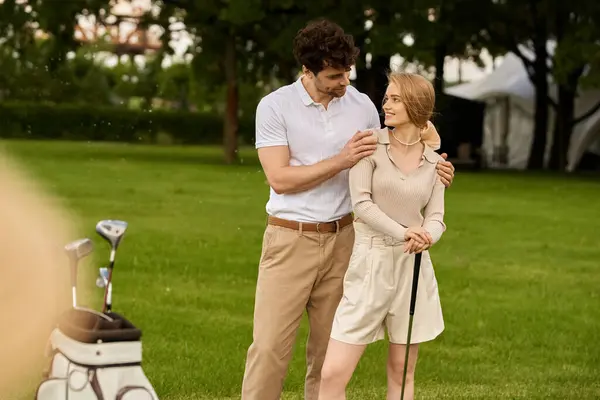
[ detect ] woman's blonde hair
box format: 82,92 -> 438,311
385,72 -> 436,129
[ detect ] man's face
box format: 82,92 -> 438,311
312,66 -> 351,98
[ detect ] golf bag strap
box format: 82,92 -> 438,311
41,348 -> 60,379
89,368 -> 104,400
116,386 -> 153,400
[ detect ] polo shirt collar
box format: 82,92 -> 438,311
294,75 -> 342,107
294,75 -> 316,106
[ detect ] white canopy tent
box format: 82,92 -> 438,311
445,50 -> 600,171
567,88 -> 600,171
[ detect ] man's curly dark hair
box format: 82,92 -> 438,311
292,19 -> 360,75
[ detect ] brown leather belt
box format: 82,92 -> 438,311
267,214 -> 354,233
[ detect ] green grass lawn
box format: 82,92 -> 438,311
2,140 -> 600,399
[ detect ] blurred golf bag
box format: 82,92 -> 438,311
35,308 -> 158,400
35,220 -> 158,399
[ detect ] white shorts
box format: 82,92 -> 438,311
330,222 -> 445,345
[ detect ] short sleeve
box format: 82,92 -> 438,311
254,96 -> 288,149
366,98 -> 382,130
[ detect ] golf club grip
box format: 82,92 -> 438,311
409,253 -> 422,315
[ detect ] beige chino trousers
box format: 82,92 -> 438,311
241,215 -> 354,400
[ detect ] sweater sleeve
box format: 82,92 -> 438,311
423,175 -> 446,243
349,156 -> 408,241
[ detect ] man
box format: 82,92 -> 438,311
241,19 -> 455,400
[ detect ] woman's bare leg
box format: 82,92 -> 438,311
386,343 -> 419,400
317,338 -> 367,400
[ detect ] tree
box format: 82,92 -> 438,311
33,0 -> 111,71
156,0 -> 269,164
0,0 -> 118,104
342,0 -> 498,123
156,0 -> 382,162
384,0 -> 495,93
483,0 -> 555,170
548,1 -> 600,170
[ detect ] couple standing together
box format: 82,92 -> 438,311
241,18 -> 455,400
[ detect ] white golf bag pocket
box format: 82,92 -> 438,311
37,364 -> 156,400
36,367 -> 96,399
36,378 -> 67,399
35,309 -> 159,400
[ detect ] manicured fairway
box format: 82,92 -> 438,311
3,140 -> 599,399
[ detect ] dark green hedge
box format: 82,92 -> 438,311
0,102 -> 256,145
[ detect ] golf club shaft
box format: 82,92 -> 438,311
70,260 -> 78,308
105,281 -> 112,312
401,252 -> 422,400
102,250 -> 116,313
102,267 -> 113,313
409,253 -> 422,315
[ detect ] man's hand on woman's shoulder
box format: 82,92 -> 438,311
436,153 -> 455,188
335,130 -> 378,170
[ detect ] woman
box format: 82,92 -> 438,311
318,72 -> 447,400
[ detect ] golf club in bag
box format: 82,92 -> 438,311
65,238 -> 93,309
64,238 -> 113,323
95,220 -> 128,314
400,252 -> 422,400
35,220 -> 159,400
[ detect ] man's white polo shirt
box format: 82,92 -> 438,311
255,75 -> 381,223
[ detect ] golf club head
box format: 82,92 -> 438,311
95,220 -> 128,250
95,267 -> 109,288
64,238 -> 94,262
64,238 -> 93,308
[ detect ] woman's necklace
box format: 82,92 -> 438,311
390,128 -> 421,146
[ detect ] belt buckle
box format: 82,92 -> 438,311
316,222 -> 323,233
316,221 -> 339,233
384,236 -> 394,246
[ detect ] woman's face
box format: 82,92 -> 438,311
382,83 -> 410,127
